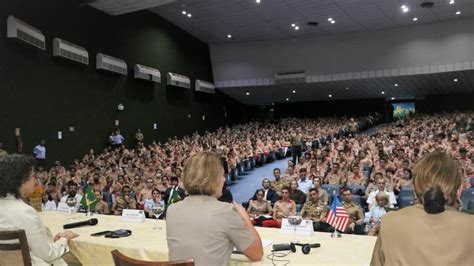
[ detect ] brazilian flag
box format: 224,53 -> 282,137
167,187 -> 182,206
81,185 -> 98,210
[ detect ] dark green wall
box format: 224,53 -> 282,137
0,0 -> 248,166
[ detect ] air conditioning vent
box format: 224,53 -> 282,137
167,72 -> 191,89
195,80 -> 215,94
7,15 -> 46,50
274,71 -> 306,84
96,53 -> 127,75
134,64 -> 161,83
53,38 -> 89,65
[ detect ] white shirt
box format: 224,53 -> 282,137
59,194 -> 83,210
41,200 -> 57,211
298,178 -> 312,193
367,189 -> 397,209
364,205 -> 387,223
0,195 -> 68,266
33,145 -> 46,159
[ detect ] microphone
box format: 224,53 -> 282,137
272,243 -> 296,252
63,218 -> 98,229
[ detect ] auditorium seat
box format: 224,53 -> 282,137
398,196 -> 415,209
322,184 -> 341,197
111,249 -> 194,266
347,185 -> 366,195
398,187 -> 414,198
460,188 -> 474,211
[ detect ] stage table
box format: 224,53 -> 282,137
39,212 -> 376,265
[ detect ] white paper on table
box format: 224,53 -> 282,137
280,218 -> 313,236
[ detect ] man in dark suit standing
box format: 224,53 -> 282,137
164,176 -> 186,207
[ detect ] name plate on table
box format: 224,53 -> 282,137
280,219 -> 313,236
57,203 -> 71,214
121,209 -> 145,223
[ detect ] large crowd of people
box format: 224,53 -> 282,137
2,112 -> 472,235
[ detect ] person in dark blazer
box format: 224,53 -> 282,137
251,178 -> 278,203
164,176 -> 186,206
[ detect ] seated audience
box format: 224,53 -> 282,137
164,176 -> 186,207
312,176 -> 329,205
59,181 -> 83,211
262,187 -> 296,228
93,190 -> 110,215
341,188 -> 365,235
247,189 -> 272,226
364,192 -> 389,236
297,168 -> 312,193
111,185 -> 137,215
367,177 -> 397,210
144,188 -> 164,218
301,188 -> 329,232
288,180 -> 306,210
251,178 -> 278,204
271,168 -> 287,196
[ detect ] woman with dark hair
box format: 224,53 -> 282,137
371,151 -> 473,265
41,192 -> 57,211
246,189 -> 272,226
0,154 -> 78,265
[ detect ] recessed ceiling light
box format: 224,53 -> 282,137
394,83 -> 398,87
456,11 -> 461,15
182,11 -> 187,15
246,92 -> 250,95
187,13 -> 192,18
292,90 -> 296,93
294,26 -> 300,30
328,94 -> 332,98
330,20 -> 335,24
227,34 -> 232,38
328,18 -> 333,21
391,97 -> 396,100
449,0 -> 455,4
256,0 -> 261,3
286,98 -> 290,101
381,91 -> 385,95
272,102 -> 275,105
346,87 -> 349,90
401,5 -> 407,9
453,78 -> 458,82
413,17 -> 418,21
291,23 -> 296,27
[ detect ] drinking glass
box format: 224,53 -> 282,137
288,212 -> 302,243
66,198 -> 77,220
151,203 -> 164,230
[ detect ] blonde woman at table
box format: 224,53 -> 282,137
166,151 -> 263,266
0,154 -> 78,266
371,151 -> 473,266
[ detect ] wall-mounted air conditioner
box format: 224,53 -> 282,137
275,71 -> 306,84
134,64 -> 161,83
195,80 -> 215,94
167,72 -> 191,89
96,53 -> 127,75
53,38 -> 88,65
6,15 -> 45,50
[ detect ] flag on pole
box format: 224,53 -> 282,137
80,185 -> 98,210
167,187 -> 182,206
325,195 -> 350,232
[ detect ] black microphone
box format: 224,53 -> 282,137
272,243 -> 296,252
63,218 -> 98,229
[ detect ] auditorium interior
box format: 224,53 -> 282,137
0,0 -> 473,265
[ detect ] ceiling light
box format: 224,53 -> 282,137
227,34 -> 232,38
401,5 -> 407,9
394,83 -> 398,87
187,13 -> 192,18
330,20 -> 335,24
246,92 -> 250,95
292,90 -> 296,93
256,0 -> 261,3
449,0 -> 455,4
346,87 -> 349,90
272,103 -> 275,105
456,11 -> 461,15
328,94 -> 332,98
453,78 -> 458,82
291,23 -> 296,27
381,91 -> 385,95
391,97 -> 396,100
294,26 -> 300,30
413,17 -> 418,21
286,98 -> 290,101
328,18 -> 333,21
401,5 -> 409,13
182,11 -> 187,15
